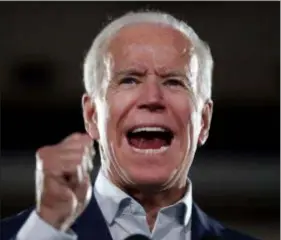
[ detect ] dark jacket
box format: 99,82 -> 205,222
1,194 -> 259,240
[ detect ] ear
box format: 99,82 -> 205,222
81,93 -> 99,140
198,99 -> 213,146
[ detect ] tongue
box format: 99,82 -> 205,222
130,137 -> 166,149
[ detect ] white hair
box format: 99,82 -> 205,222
83,11 -> 214,101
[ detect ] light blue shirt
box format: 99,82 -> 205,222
16,170 -> 193,240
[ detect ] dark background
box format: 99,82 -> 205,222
1,2 -> 280,239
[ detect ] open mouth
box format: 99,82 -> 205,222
126,126 -> 174,153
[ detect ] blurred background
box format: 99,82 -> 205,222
0,2 -> 279,239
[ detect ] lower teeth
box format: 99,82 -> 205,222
131,146 -> 169,154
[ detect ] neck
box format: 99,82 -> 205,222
119,181 -> 188,231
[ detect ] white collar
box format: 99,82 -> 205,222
94,170 -> 193,226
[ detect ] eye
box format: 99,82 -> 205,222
164,79 -> 185,87
119,77 -> 139,85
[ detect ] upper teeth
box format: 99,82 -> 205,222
132,127 -> 166,133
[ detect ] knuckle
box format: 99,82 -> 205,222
36,146 -> 53,166
60,132 -> 82,144
70,132 -> 83,140
37,145 -> 50,156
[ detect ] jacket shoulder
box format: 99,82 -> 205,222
221,227 -> 260,240
208,214 -> 260,240
1,208 -> 33,240
193,203 -> 260,240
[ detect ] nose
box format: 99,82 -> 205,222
138,76 -> 165,112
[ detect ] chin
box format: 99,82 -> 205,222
125,166 -> 174,188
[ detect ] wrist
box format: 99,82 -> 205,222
37,207 -> 72,231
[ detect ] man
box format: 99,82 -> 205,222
1,11 -> 259,240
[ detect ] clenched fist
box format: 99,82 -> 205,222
35,133 -> 94,231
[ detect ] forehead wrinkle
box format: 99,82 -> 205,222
107,25 -> 192,57
105,25 -> 196,80
109,48 -> 191,74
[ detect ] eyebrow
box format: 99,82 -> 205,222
159,71 -> 192,86
158,71 -> 187,78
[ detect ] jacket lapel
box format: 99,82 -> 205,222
191,203 -> 223,240
71,192 -> 113,240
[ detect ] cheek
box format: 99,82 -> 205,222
166,93 -> 201,153
105,88 -> 139,137
167,93 -> 196,126
108,90 -> 135,115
